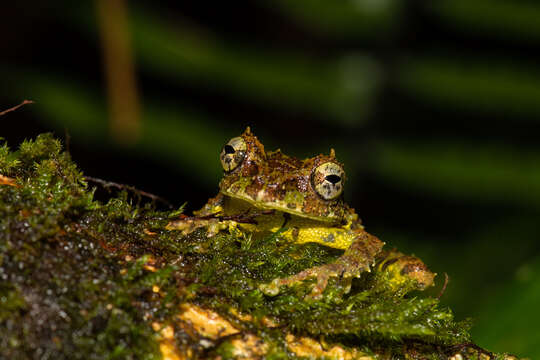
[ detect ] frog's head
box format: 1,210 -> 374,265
218,127 -> 355,222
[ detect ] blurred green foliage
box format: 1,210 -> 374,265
473,256 -> 540,354
132,9 -> 381,125
431,0 -> 540,40
373,141 -> 540,206
399,58 -> 540,116
263,0 -> 402,38
1,0 -> 539,357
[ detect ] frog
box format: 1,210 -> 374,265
167,127 -> 434,298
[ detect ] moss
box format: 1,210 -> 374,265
0,134 -> 517,359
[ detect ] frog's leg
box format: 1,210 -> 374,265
166,194 -> 273,237
166,193 -> 227,236
260,229 -> 384,299
261,234 -> 436,299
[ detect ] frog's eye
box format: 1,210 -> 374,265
220,136 -> 247,172
312,162 -> 345,200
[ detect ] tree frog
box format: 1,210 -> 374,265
167,127 -> 433,298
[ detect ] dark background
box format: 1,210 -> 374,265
2,1 -> 539,356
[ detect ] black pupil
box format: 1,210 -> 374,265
223,145 -> 236,154
325,174 -> 341,184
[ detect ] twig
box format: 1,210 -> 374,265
422,272 -> 449,317
437,273 -> 449,300
84,175 -> 172,207
0,100 -> 34,117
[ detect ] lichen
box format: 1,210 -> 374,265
0,134 -> 518,359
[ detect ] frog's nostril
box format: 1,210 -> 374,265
325,175 -> 341,184
223,145 -> 236,154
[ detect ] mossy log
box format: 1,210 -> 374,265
0,134 -> 519,359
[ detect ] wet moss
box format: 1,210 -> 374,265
0,134 -> 515,359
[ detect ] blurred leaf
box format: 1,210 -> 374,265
473,256 -> 540,358
372,141 -> 540,207
431,0 -> 540,41
138,104 -> 227,183
130,8 -> 380,126
30,76 -> 108,140
262,0 -> 401,38
430,217 -> 538,315
398,57 -> 540,117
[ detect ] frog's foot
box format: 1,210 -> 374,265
376,249 -> 436,291
260,231 -> 384,299
166,215 -> 225,236
259,261 -> 348,299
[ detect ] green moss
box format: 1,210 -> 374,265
0,283 -> 27,322
0,134 -> 515,359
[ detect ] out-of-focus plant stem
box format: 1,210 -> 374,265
96,0 -> 140,145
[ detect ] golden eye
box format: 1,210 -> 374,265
220,136 -> 247,172
312,162 -> 345,200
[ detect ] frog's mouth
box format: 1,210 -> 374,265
222,190 -> 339,223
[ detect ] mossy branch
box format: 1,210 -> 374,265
0,134 -> 519,359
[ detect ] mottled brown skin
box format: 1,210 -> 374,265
167,127 -> 434,298
219,129 -> 356,221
